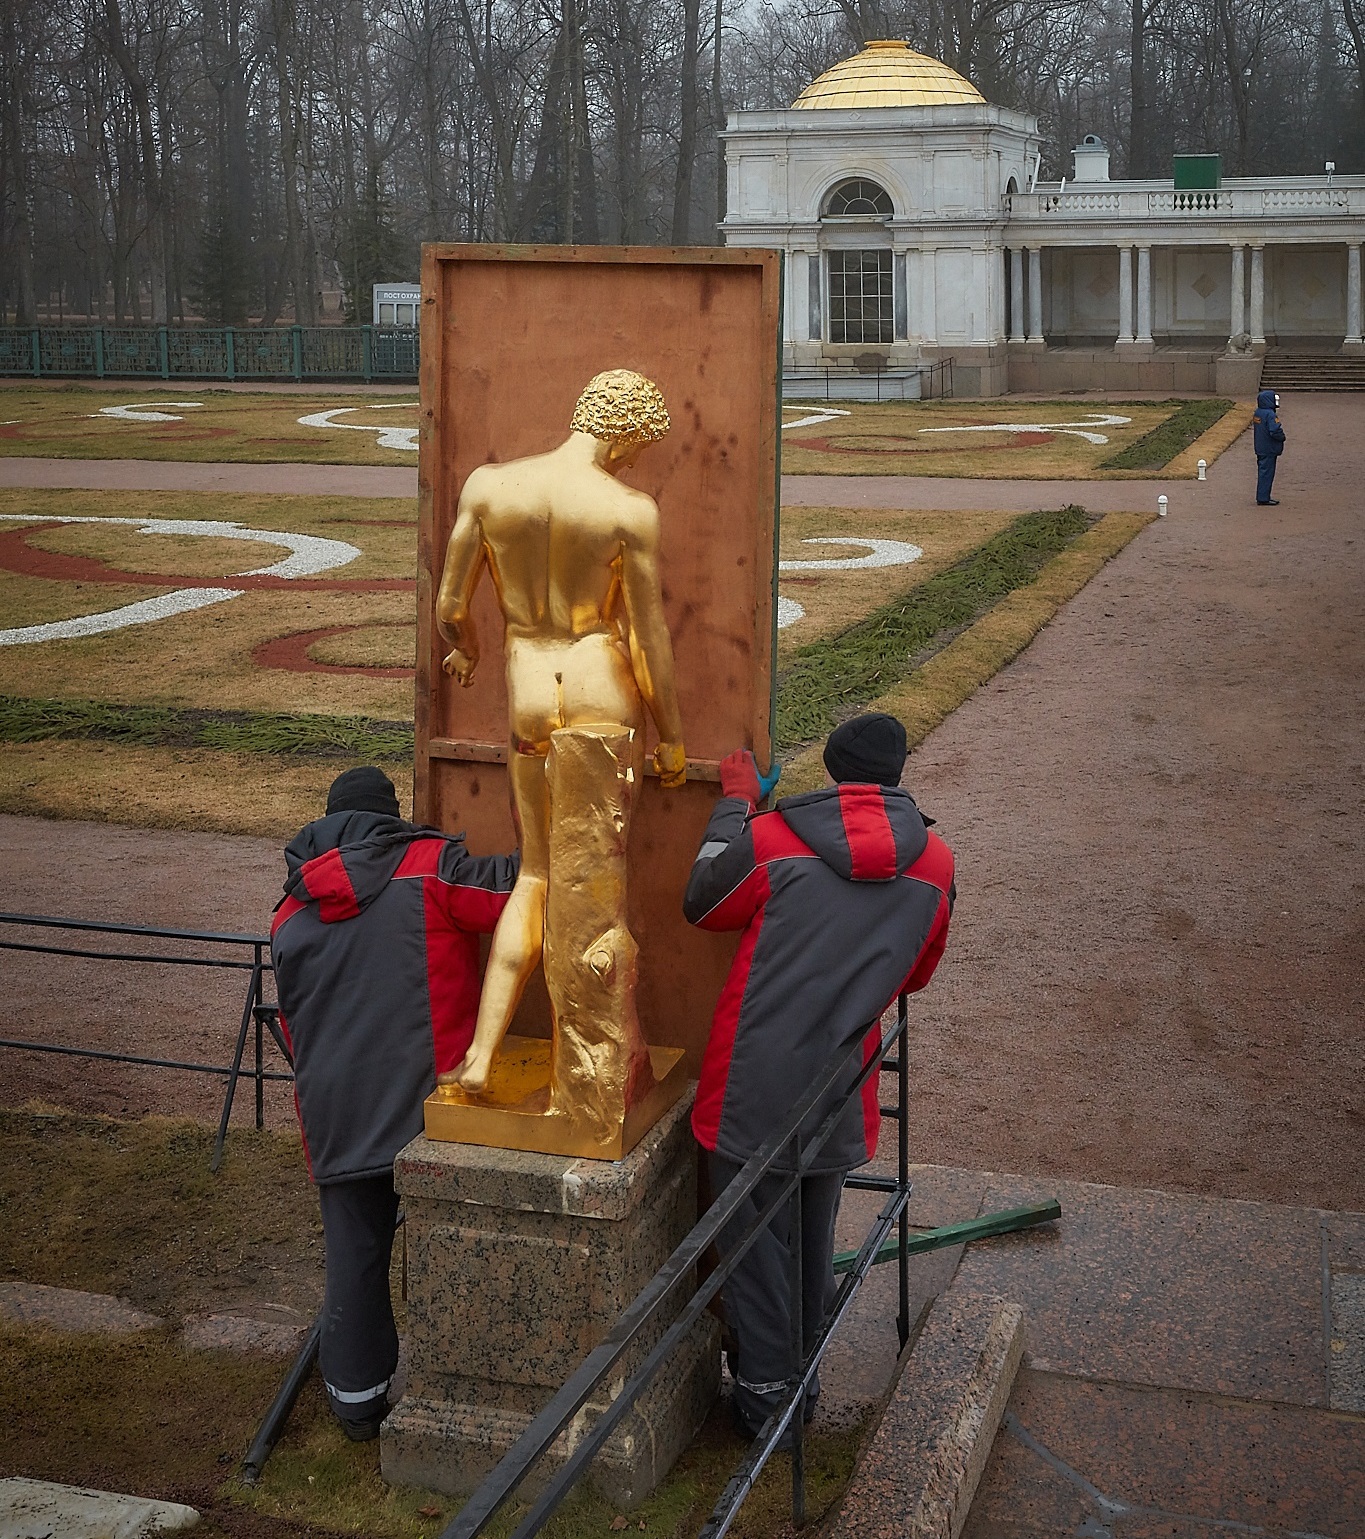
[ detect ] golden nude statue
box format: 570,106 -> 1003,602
430,369 -> 688,1153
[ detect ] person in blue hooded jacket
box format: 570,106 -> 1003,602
1252,389 -> 1286,506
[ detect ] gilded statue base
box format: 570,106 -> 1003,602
424,1035 -> 689,1161
381,1094 -> 719,1506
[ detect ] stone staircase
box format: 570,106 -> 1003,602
1259,350 -> 1365,390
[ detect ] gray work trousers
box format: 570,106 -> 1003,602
317,1172 -> 400,1428
709,1153 -> 845,1435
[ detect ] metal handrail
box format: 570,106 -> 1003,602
0,910 -> 288,1170
443,993 -> 914,1539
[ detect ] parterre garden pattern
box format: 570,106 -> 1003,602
0,485 -> 1146,831
0,387 -> 420,464
0,385 -> 1237,476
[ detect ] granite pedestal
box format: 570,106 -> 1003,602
381,1094 -> 719,1507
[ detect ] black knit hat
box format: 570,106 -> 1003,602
326,766 -> 401,818
823,713 -> 908,787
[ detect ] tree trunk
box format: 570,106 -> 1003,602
1129,0 -> 1149,177
102,0 -> 168,322
671,0 -> 700,244
0,0 -> 38,324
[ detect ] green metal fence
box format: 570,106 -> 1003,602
0,325 -> 419,383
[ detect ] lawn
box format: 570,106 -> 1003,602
0,385 -> 420,465
0,1107 -> 867,1539
780,397 -> 1237,477
0,486 -> 1153,833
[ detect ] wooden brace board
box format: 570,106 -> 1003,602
416,245 -> 781,1064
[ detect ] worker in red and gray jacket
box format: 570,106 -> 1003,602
270,766 -> 517,1441
683,713 -> 954,1437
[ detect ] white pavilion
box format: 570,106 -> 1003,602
720,39 -> 1365,396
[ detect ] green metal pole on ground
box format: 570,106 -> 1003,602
832,1198 -> 1061,1275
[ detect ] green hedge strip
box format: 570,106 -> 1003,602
0,695 -> 414,761
1099,398 -> 1232,470
774,504 -> 1092,754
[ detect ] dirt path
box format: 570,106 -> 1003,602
0,454 -> 1173,511
0,394 -> 1360,1209
0,816 -> 297,1129
902,392 -> 1364,1211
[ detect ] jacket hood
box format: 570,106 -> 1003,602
282,810 -> 431,922
775,784 -> 928,881
1256,390 -> 1277,411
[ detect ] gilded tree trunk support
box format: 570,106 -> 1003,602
544,724 -> 654,1140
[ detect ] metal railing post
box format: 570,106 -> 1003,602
31,328 -> 40,377
788,1158 -> 806,1528
226,327 -> 236,382
291,325 -> 303,381
94,328 -> 105,378
897,993 -> 911,1348
362,325 -> 373,382
213,957 -> 263,1172
254,943 -> 265,1131
158,326 -> 169,379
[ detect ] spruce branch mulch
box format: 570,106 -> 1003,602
774,505 -> 1093,755
0,695 -> 414,761
1099,398 -> 1233,470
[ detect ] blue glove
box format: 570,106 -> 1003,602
757,762 -> 782,800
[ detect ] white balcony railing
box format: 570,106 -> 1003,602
1007,181 -> 1362,221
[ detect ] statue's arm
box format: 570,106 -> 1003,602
620,499 -> 686,787
435,476 -> 488,687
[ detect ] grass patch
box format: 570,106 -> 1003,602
238,1396 -> 867,1539
779,398 -> 1176,478
0,384 -> 420,465
0,1107 -> 868,1538
0,694 -> 415,760
0,1109 -> 321,1321
0,740 -> 378,837
777,510 -> 1154,795
774,505 -> 1091,754
1099,399 -> 1232,470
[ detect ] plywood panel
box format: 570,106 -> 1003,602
416,246 -> 781,1063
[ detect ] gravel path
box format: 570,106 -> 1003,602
1,454 -> 1172,512
0,394 -> 1359,1207
903,393 -> 1364,1210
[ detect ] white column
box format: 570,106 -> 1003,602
1009,247 -> 1025,342
919,249 -> 938,345
1137,246 -> 1153,344
1229,244 -> 1245,344
1117,245 -> 1134,344
808,251 -> 823,343
1346,242 -> 1363,346
1249,245 -> 1266,346
1027,246 -> 1043,344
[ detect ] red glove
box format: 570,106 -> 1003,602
719,748 -> 761,805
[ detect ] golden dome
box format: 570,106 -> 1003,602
792,39 -> 985,110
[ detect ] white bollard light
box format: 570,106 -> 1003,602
1158,495 -> 1168,517
1197,459 -> 1207,480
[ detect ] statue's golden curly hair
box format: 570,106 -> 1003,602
570,370 -> 670,447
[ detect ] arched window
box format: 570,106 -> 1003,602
823,178 -> 893,218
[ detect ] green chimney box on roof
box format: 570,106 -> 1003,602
1173,154 -> 1222,190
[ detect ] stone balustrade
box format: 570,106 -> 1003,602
1008,179 -> 1365,223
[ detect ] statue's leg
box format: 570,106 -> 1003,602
445,751 -> 550,1093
